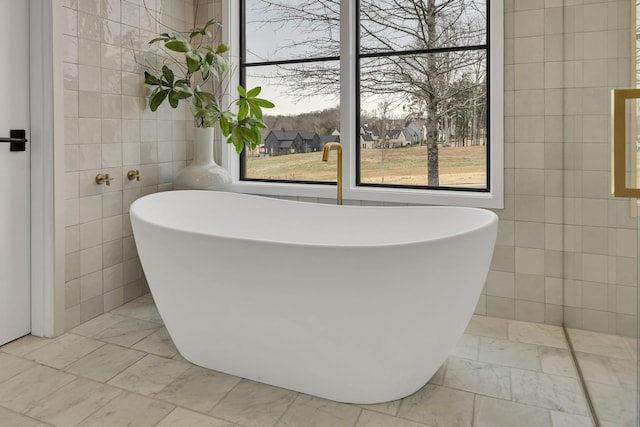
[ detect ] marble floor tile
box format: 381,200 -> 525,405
358,399 -> 401,417
474,395 -> 552,427
550,411 -> 595,427
275,394 -> 361,427
0,335 -> 52,357
64,343 -> 146,382
210,380 -> 298,427
155,365 -> 241,413
0,406 -> 50,427
92,316 -> 163,347
586,381 -> 637,426
74,391 -> 175,427
1,303 -> 608,427
539,346 -> 577,378
566,328 -> 634,360
107,354 -> 191,396
70,312 -> 128,338
155,407 -> 235,427
608,357 -> 638,389
575,352 -> 621,386
110,295 -> 163,323
396,384 -> 474,427
451,334 -> 479,360
623,337 -> 637,359
0,352 -> 36,383
510,368 -> 589,416
478,337 -> 541,371
428,362 -> 447,386
0,365 -> 76,414
24,333 -> 104,369
507,320 -> 567,349
600,422 -> 632,427
464,315 -> 508,339
25,378 -> 122,427
442,357 -> 511,400
355,409 -> 430,427
131,327 -> 178,358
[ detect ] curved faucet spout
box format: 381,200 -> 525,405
322,143 -> 342,205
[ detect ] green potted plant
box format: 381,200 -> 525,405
143,18 -> 274,190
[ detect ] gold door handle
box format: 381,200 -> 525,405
611,89 -> 640,198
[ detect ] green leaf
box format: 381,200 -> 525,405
144,71 -> 161,86
162,66 -> 174,86
248,101 -> 263,120
238,102 -> 249,121
237,85 -> 247,98
172,84 -> 193,99
186,51 -> 200,73
219,115 -> 230,135
148,36 -> 168,45
168,90 -> 180,108
149,88 -> 170,111
253,98 -> 275,108
165,37 -> 190,53
216,43 -> 229,54
247,86 -> 261,98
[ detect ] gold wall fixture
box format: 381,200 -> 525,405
611,88 -> 640,198
127,170 -> 142,181
95,173 -> 114,186
322,142 -> 343,205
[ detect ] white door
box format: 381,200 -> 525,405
0,0 -> 30,346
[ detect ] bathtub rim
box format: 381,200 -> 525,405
130,190 -> 499,249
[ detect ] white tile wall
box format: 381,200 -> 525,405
63,0 -> 195,329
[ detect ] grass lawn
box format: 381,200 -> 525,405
246,145 -> 487,187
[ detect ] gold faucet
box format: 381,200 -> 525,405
322,142 -> 342,205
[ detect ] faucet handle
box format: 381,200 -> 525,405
95,173 -> 114,186
127,169 -> 142,181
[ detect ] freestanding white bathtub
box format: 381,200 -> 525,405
130,190 -> 498,404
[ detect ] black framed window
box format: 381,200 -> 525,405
239,0 -> 490,192
357,1 -> 488,190
240,0 -> 341,183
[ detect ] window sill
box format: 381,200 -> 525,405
228,180 -> 503,209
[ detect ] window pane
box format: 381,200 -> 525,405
359,51 -> 487,189
244,62 -> 340,182
244,0 -> 340,63
359,0 -> 486,54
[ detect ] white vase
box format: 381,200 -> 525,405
173,127 -> 232,191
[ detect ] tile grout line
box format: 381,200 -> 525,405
562,326 -> 600,427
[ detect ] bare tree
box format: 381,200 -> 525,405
376,100 -> 393,183
247,0 -> 487,186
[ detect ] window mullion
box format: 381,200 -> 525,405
340,0 -> 357,198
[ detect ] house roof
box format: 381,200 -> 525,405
298,131 -> 316,140
320,134 -> 340,143
279,140 -> 294,148
270,130 -> 299,141
361,134 -> 374,142
386,129 -> 402,139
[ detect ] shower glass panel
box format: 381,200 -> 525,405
563,2 -> 639,425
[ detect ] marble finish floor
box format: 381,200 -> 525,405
566,328 -> 638,427
0,294 -> 599,427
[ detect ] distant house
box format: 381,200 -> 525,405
360,133 -> 374,149
403,121 -> 423,146
264,130 -> 298,155
385,129 -> 406,147
319,134 -> 340,150
361,124 -> 380,141
293,131 -> 320,153
263,129 -> 339,155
